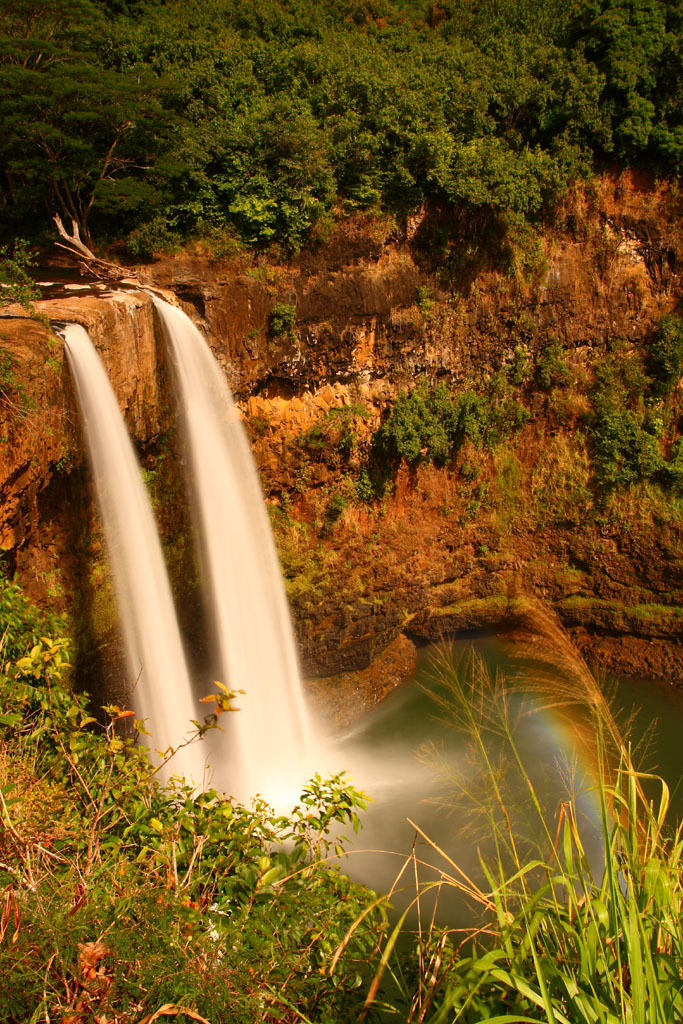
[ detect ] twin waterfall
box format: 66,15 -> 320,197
64,301 -> 314,805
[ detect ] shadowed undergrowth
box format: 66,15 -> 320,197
1,580 -> 682,1022
0,573 -> 384,1023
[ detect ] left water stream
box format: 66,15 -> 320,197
62,323 -> 207,786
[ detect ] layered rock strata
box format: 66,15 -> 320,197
1,172 -> 682,691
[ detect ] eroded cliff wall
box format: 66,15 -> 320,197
1,172 -> 682,690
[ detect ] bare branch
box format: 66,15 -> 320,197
53,214 -> 96,259
53,215 -> 138,282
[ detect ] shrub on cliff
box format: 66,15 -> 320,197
0,567 -> 66,662
0,241 -> 42,318
370,380 -> 529,484
371,380 -> 460,466
649,314 -> 683,396
588,347 -> 667,488
268,301 -> 297,338
536,341 -> 572,391
590,403 -> 664,488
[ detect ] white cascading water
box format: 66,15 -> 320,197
64,324 -> 206,786
154,299 -> 315,805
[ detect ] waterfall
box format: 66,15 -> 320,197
154,299 -> 315,805
63,324 -> 206,786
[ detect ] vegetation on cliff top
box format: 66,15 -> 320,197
0,0 -> 681,254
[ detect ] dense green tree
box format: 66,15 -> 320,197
0,0 -> 681,252
567,0 -> 680,163
0,0 -> 170,243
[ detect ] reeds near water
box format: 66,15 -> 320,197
346,601 -> 683,1022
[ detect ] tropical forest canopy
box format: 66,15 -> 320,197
0,0 -> 681,254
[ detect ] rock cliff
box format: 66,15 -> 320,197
1,171 -> 682,693
0,289 -> 167,553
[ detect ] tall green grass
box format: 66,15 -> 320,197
352,603 -> 683,1022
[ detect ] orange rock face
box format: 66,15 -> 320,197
1,173 -> 682,686
0,289 -> 170,553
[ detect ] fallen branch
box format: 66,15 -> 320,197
53,214 -> 137,283
53,214 -> 95,259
